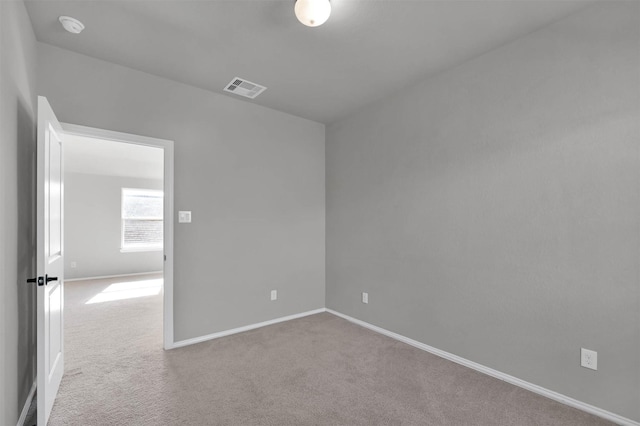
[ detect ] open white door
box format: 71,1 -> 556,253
36,96 -> 65,425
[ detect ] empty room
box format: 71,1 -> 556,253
1,0 -> 638,425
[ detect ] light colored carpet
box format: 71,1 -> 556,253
46,275 -> 612,425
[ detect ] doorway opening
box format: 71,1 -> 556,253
60,123 -> 174,349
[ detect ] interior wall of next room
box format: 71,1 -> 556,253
64,172 -> 164,280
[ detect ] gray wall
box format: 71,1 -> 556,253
326,1 -> 639,422
0,1 -> 38,424
37,43 -> 326,341
64,172 -> 164,280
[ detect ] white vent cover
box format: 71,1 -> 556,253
224,77 -> 267,99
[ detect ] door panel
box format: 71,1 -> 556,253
37,96 -> 65,425
48,127 -> 63,259
48,283 -> 62,373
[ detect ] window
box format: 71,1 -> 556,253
121,188 -> 163,251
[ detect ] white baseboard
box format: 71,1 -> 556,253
169,308 -> 327,349
17,380 -> 36,426
326,309 -> 638,426
65,271 -> 163,282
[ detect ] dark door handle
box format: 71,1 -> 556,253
46,275 -> 58,283
27,276 -> 46,286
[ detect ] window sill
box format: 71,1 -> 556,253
121,247 -> 164,253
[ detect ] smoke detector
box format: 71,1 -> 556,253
223,77 -> 267,99
59,16 -> 85,34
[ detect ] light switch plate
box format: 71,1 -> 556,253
178,211 -> 192,223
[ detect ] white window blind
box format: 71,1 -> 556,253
121,188 -> 163,251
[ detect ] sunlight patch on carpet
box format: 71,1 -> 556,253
86,279 -> 162,304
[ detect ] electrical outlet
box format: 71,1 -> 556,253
581,348 -> 597,370
70,261 -> 77,269
362,292 -> 368,304
270,290 -> 277,301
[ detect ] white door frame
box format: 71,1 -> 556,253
60,123 -> 175,349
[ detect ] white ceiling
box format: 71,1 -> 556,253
25,0 -> 594,124
64,134 -> 164,180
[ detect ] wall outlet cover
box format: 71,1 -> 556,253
362,292 -> 368,304
271,290 -> 277,301
581,348 -> 597,370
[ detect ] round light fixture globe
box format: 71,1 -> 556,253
294,0 -> 331,27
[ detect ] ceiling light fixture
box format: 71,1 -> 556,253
59,16 -> 85,34
294,0 -> 331,27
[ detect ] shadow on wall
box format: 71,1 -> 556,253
16,97 -> 37,414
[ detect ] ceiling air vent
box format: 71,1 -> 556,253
223,77 -> 267,99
